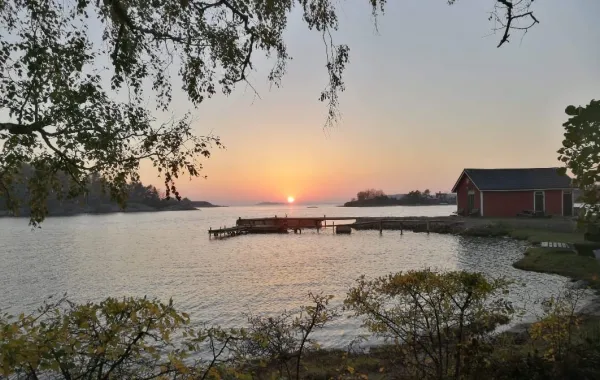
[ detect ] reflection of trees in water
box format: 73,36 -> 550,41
453,236 -> 572,323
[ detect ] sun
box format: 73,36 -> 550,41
287,196 -> 295,203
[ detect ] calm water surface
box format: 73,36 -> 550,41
0,205 -> 572,347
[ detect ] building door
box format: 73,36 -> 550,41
534,191 -> 544,213
467,191 -> 475,213
563,191 -> 573,217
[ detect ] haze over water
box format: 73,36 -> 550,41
0,205 -> 573,348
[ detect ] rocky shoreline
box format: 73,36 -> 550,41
351,216 -> 578,236
352,217 -> 510,237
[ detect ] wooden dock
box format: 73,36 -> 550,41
209,216 -> 464,238
208,225 -> 288,238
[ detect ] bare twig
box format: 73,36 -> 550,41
494,0 -> 539,47
201,334 -> 232,380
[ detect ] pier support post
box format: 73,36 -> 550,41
379,220 -> 383,235
427,222 -> 430,234
400,223 -> 403,235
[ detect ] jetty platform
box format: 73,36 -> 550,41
208,216 -> 465,238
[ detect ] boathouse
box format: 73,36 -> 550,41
451,168 -> 574,217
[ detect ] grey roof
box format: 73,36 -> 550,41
453,168 -> 572,192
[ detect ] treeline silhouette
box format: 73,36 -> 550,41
0,164 -> 196,216
345,189 -> 453,207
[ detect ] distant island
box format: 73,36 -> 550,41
0,164 -> 224,217
190,201 -> 225,208
344,189 -> 456,207
256,202 -> 286,206
0,198 -> 224,218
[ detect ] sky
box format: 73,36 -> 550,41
136,0 -> 600,205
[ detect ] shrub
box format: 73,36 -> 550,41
232,292 -> 338,380
344,269 -> 514,379
0,296 -> 230,379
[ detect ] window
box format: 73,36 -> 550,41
468,190 -> 475,211
534,191 -> 544,212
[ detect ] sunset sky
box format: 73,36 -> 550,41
138,0 -> 600,205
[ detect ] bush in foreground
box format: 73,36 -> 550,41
344,269 -> 515,379
0,296 -> 214,379
0,293 -> 337,379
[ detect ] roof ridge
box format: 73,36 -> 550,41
465,167 -> 560,171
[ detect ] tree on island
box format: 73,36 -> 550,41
346,188 -> 442,206
0,0 -> 540,225
356,189 -> 387,201
403,190 -> 431,204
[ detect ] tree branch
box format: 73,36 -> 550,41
103,319 -> 153,379
495,0 -> 539,47
201,334 -> 232,380
36,131 -> 89,191
0,120 -> 52,135
107,0 -> 187,43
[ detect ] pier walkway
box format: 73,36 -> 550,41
208,216 -> 464,238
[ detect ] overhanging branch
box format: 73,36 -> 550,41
495,0 -> 539,47
0,120 -> 53,135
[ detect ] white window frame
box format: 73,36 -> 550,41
480,191 -> 484,217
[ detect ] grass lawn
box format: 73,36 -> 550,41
509,228 -> 587,244
509,226 -> 600,288
513,247 -> 600,288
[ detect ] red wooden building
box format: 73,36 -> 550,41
451,168 -> 574,217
